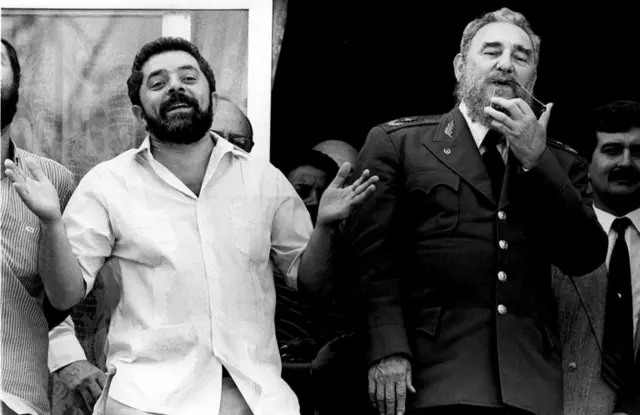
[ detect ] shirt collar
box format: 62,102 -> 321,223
135,131 -> 250,161
459,100 -> 490,150
593,204 -> 640,236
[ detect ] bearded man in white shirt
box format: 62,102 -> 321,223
4,37 -> 377,415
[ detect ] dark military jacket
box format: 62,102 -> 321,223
344,106 -> 608,415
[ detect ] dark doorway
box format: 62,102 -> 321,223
271,3 -> 640,170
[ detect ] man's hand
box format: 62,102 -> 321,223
316,162 -> 378,227
483,98 -> 554,170
368,355 -> 415,415
4,158 -> 62,223
54,360 -> 106,413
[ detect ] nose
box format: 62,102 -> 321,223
307,189 -> 321,206
619,149 -> 632,166
496,51 -> 515,73
167,74 -> 185,93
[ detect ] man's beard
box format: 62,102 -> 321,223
1,85 -> 19,130
455,66 -> 535,128
144,92 -> 213,145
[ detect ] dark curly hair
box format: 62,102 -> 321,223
587,100 -> 640,160
126,37 -> 216,108
1,38 -> 21,128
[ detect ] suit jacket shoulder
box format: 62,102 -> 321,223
379,115 -> 441,134
547,138 -> 586,165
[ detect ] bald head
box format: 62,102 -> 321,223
212,97 -> 254,152
312,140 -> 358,168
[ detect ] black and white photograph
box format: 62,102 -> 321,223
1,1 -> 639,415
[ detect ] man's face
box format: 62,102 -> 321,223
1,43 -> 18,130
589,128 -> 640,208
454,22 -> 537,126
287,165 -> 329,226
136,50 -> 215,145
211,100 -> 253,152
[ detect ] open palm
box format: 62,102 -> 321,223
317,162 -> 378,226
4,158 -> 63,222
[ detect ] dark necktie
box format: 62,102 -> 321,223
601,217 -> 634,391
481,130 -> 505,201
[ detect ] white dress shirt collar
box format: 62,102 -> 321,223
458,100 -> 490,150
593,205 -> 640,237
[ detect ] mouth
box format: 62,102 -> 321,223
165,102 -> 194,114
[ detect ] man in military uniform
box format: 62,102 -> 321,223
345,8 -> 608,415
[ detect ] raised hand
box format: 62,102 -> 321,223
4,158 -> 62,223
484,97 -> 554,170
316,162 -> 378,227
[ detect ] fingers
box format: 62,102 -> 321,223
78,384 -> 98,412
330,162 -> 352,189
4,159 -> 27,186
348,168 -> 371,190
376,376 -> 386,415
489,120 -> 516,138
385,381 -> 395,415
484,106 -> 517,132
25,157 -> 47,181
351,184 -> 377,206
368,367 -> 377,408
395,380 -> 407,415
96,372 -> 107,389
353,174 -> 379,194
86,377 -> 104,400
538,102 -> 554,130
406,365 -> 416,394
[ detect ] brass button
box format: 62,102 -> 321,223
498,271 -> 507,282
498,211 -> 507,220
497,304 -> 507,315
499,240 -> 508,250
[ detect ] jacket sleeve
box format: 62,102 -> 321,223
344,126 -> 410,366
516,146 -> 608,276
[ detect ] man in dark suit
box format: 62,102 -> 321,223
554,100 -> 640,415
344,8 -> 608,415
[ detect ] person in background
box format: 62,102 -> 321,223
555,100 -> 640,415
313,140 -> 359,174
211,95 -> 254,153
344,7 -> 607,415
0,38 -> 103,415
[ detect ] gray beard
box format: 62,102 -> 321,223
455,72 -> 535,128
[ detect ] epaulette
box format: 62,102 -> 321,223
547,138 -> 582,158
380,115 -> 441,133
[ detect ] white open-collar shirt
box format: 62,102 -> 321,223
62,134 -> 312,414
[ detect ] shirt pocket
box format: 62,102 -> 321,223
114,211 -> 178,267
230,202 -> 270,263
405,170 -> 460,235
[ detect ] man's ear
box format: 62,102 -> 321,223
453,53 -> 464,82
210,92 -> 219,116
132,105 -> 147,130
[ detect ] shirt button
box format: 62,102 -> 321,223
498,211 -> 507,220
499,240 -> 508,250
497,304 -> 507,315
568,362 -> 577,371
498,271 -> 507,282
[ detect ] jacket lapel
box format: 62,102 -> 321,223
422,107 -> 494,205
570,264 -> 608,350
